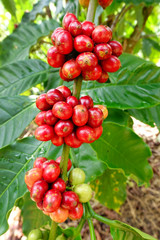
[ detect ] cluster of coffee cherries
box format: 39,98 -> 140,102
35,85 -> 108,148
47,13 -> 123,83
25,156 -> 92,223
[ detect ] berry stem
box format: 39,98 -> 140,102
60,143 -> 70,182
88,218 -> 96,240
49,221 -> 58,240
86,0 -> 98,22
73,76 -> 83,99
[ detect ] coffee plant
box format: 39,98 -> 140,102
0,0 -> 159,239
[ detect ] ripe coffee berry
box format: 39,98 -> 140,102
59,68 -> 70,81
55,30 -> 73,55
43,189 -> 62,212
35,125 -> 54,141
31,180 -> 48,202
66,96 -> 79,107
64,132 -> 82,148
54,120 -> 74,137
68,21 -> 82,37
36,94 -> 51,111
94,125 -> 103,140
47,46 -> 65,68
52,101 -> 73,120
56,86 -> 71,98
25,168 -> 43,188
76,126 -> 96,143
44,110 -> 58,125
51,27 -> 63,45
72,105 -> 88,126
79,96 -> 93,109
42,160 -> 56,171
62,59 -> 81,79
69,203 -> 83,220
82,64 -> 102,80
50,207 -> 69,223
46,89 -> 65,105
94,43 -> 112,60
98,0 -> 113,8
52,178 -> 66,193
43,163 -> 60,183
94,105 -> 108,119
33,157 -> 47,169
74,35 -> 94,52
62,13 -> 78,30
61,191 -> 79,210
101,55 -> 121,72
92,25 -> 112,43
51,134 -> 64,146
76,52 -> 98,70
55,156 -> 72,171
97,72 -> 109,83
81,21 -> 95,37
88,107 -> 103,128
35,111 -> 46,126
108,40 -> 123,57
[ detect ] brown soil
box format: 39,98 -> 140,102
0,119 -> 160,240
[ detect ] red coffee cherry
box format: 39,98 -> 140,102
52,178 -> 66,193
31,180 -> 48,202
94,43 -> 112,60
59,68 -> 71,81
62,59 -> 81,79
108,40 -> 123,57
69,203 -> 83,220
33,157 -> 48,169
35,111 -> 46,126
54,120 -> 74,137
35,125 -> 54,141
94,105 -> 108,119
98,0 -> 113,9
94,125 -> 103,140
25,168 -> 43,188
74,35 -> 94,52
62,13 -> 78,30
92,25 -> 112,43
46,89 -> 65,105
88,107 -> 103,128
76,52 -> 98,70
50,207 -> 69,223
55,156 -> 72,171
52,101 -> 73,120
79,96 -> 93,109
36,94 -> 51,111
56,86 -> 72,98
55,30 -> 73,55
44,110 -> 58,125
36,201 -> 43,210
47,46 -> 65,68
42,160 -> 57,171
43,163 -> 60,183
51,134 -> 64,146
81,21 -> 95,37
43,189 -> 62,212
68,21 -> 82,37
66,96 -> 79,108
64,132 -> 82,148
72,105 -> 88,126
76,126 -> 96,143
97,72 -> 109,83
101,55 -> 121,72
51,27 -> 64,45
82,64 -> 102,80
61,191 -> 79,210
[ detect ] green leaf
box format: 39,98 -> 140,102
0,19 -> 60,67
22,0 -> 53,22
91,122 -> 152,184
20,192 -> 51,235
0,59 -> 57,96
110,221 -> 157,240
91,168 -> 127,210
1,0 -> 16,17
129,105 -> 160,129
0,95 -> 39,148
142,38 -> 152,57
106,109 -> 133,127
71,144 -> 107,183
116,0 -> 159,5
0,137 -> 50,235
81,53 -> 160,109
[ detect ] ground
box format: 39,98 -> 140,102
0,119 -> 160,240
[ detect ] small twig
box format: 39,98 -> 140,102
46,6 -> 52,19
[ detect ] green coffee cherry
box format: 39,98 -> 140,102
74,184 -> 92,203
56,234 -> 66,240
69,168 -> 85,186
27,229 -> 43,240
